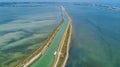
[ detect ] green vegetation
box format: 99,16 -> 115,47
56,25 -> 71,67
57,25 -> 71,67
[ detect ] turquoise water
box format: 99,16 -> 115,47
0,5 -> 62,67
31,7 -> 68,67
66,5 -> 120,67
1,2 -> 120,67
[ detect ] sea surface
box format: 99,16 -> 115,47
0,4 -> 62,67
65,4 -> 120,67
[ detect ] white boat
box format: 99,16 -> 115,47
54,51 -> 57,55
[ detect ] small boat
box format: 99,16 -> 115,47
54,51 -> 57,55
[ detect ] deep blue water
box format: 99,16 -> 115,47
65,4 -> 120,67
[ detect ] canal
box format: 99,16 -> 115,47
31,6 -> 69,67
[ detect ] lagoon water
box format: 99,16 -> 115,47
0,2 -> 120,67
65,5 -> 120,67
0,5 -> 62,67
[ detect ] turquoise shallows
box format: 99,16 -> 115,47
31,7 -> 68,67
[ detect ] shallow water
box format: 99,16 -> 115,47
1,2 -> 120,67
0,5 -> 62,67
66,5 -> 120,67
